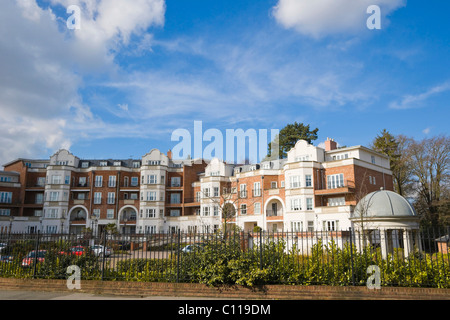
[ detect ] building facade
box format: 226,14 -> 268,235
0,139 -> 394,234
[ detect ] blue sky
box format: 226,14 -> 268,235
0,0 -> 449,165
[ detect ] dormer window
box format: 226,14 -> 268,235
100,161 -> 108,167
114,161 -> 122,167
262,163 -> 271,169
81,162 -> 89,168
133,161 -> 141,168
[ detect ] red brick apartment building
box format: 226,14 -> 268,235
0,139 -> 394,234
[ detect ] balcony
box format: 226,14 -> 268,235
69,209 -> 87,225
315,180 -> 355,195
72,183 -> 90,188
184,198 -> 200,207
266,198 -> 284,220
266,210 -> 283,217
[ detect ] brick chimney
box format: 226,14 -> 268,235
167,149 -> 172,160
325,138 -> 337,151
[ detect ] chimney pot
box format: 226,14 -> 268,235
325,138 -> 338,151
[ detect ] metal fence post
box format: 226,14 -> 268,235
101,231 -> 107,281
348,227 -> 356,286
259,230 -> 263,269
176,229 -> 181,283
32,231 -> 40,279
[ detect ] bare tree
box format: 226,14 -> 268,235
197,179 -> 259,236
409,135 -> 450,227
351,170 -> 377,247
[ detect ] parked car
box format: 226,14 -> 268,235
0,255 -> 14,263
70,246 -> 86,256
0,243 -> 7,253
181,243 -> 205,253
90,245 -> 112,257
22,250 -> 47,267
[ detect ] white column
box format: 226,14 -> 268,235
380,228 -> 388,260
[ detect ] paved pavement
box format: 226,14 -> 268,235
0,289 -> 224,300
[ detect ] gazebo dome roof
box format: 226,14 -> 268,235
353,189 -> 417,219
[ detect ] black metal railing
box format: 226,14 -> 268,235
0,227 -> 449,288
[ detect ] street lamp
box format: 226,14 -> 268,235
123,216 -> 128,235
60,218 -> 65,235
91,215 -> 98,237
9,216 -> 13,234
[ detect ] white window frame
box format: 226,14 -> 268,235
290,198 -> 301,211
305,175 -> 312,187
95,175 -> 103,187
147,175 -> 157,185
253,182 -> 261,196
328,197 -> 345,207
0,192 -> 12,204
79,177 -> 87,187
46,208 -> 58,219
49,191 -> 59,202
0,209 -> 11,216
94,192 -> 102,204
107,192 -> 115,204
306,198 -> 313,210
171,177 -> 181,187
51,175 -> 62,185
170,210 -> 180,217
93,209 -> 100,218
145,208 -> 156,218
254,202 -> 261,215
37,177 -> 46,187
107,209 -> 115,219
323,220 -> 339,231
289,176 -> 300,189
291,221 -> 303,232
108,175 -> 117,188
147,191 -> 157,202
35,193 -> 44,204
327,173 -> 344,189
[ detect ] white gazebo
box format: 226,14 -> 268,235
350,188 -> 421,259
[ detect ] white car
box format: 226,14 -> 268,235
90,245 -> 112,257
0,243 -> 7,252
181,243 -> 204,253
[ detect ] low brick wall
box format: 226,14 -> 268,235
0,278 -> 449,300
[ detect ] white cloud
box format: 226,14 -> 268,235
389,82 -> 450,110
272,0 -> 406,38
0,0 -> 166,166
118,104 -> 129,112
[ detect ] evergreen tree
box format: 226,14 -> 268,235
267,122 -> 319,159
371,129 -> 412,196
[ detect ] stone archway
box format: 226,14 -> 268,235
68,205 -> 89,234
118,205 -> 138,234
